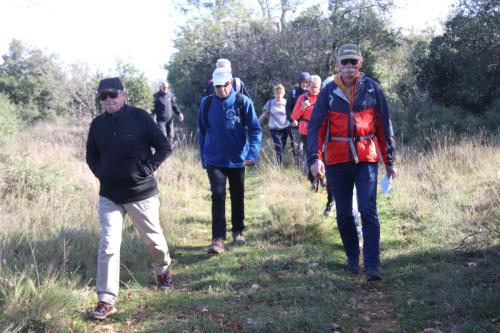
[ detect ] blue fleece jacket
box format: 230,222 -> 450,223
198,90 -> 262,168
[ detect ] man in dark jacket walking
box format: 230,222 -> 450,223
286,71 -> 310,166
152,81 -> 184,141
86,77 -> 174,320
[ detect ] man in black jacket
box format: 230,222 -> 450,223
286,71 -> 310,167
152,81 -> 184,142
86,77 -> 174,320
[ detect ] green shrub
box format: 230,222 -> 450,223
0,40 -> 70,122
268,200 -> 328,243
1,156 -> 68,200
0,93 -> 21,145
0,274 -> 80,333
392,99 -> 500,144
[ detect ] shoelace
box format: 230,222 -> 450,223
158,272 -> 171,285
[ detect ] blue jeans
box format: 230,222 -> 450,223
326,162 -> 380,272
156,119 -> 175,141
269,128 -> 290,164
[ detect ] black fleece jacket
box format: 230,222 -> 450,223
86,104 -> 171,204
285,86 -> 307,122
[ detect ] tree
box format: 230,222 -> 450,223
325,0 -> 397,76
417,0 -> 500,112
0,39 -> 70,122
116,61 -> 152,111
65,63 -> 101,119
167,0 -> 398,130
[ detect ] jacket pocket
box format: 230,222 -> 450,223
100,157 -> 145,187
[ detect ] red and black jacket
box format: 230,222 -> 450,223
307,74 -> 395,166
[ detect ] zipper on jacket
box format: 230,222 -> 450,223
107,114 -> 118,137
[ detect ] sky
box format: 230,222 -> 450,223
0,0 -> 456,83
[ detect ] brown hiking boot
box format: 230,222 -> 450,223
232,232 -> 246,245
208,238 -> 225,255
157,269 -> 173,292
89,301 -> 117,320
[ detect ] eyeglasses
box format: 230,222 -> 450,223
214,82 -> 231,89
98,90 -> 120,101
341,59 -> 359,66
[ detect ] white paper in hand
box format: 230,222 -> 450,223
381,175 -> 392,194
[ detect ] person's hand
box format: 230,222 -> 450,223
302,99 -> 311,109
291,120 -> 298,127
177,113 -> 184,122
385,165 -> 397,178
310,160 -> 325,179
244,160 -> 254,166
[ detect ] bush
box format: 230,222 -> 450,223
0,40 -> 70,122
1,156 -> 68,200
0,274 -> 80,333
0,93 -> 21,145
392,98 -> 500,144
268,200 -> 328,243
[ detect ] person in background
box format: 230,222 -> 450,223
308,44 -> 397,282
198,68 -> 262,255
286,72 -> 310,166
258,84 -> 290,165
152,80 -> 184,142
291,74 -> 322,185
86,78 -> 174,320
203,58 -> 251,98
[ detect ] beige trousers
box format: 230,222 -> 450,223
96,195 -> 171,304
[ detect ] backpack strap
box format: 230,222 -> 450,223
233,78 -> 241,94
203,95 -> 213,129
235,93 -> 246,128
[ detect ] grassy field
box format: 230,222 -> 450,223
0,119 -> 499,333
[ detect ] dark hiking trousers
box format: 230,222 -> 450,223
207,167 -> 245,240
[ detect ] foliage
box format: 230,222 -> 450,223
0,93 -> 22,146
0,40 -> 70,122
65,63 -> 102,119
0,273 -> 80,332
168,1 -> 397,130
0,119 -> 499,332
416,0 -> 500,113
1,155 -> 68,201
116,61 -> 152,111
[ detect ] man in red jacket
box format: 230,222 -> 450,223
307,44 -> 397,281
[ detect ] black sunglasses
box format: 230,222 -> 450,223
214,82 -> 231,89
341,59 -> 359,66
98,90 -> 120,101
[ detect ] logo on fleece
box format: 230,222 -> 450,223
225,107 -> 237,129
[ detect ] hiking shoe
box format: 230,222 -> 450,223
232,232 -> 246,245
157,269 -> 173,292
89,301 -> 117,320
344,261 -> 361,274
208,238 -> 225,255
323,201 -> 335,217
366,270 -> 382,282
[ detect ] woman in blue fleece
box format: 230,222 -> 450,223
198,67 -> 262,254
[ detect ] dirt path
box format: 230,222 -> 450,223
348,280 -> 401,333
